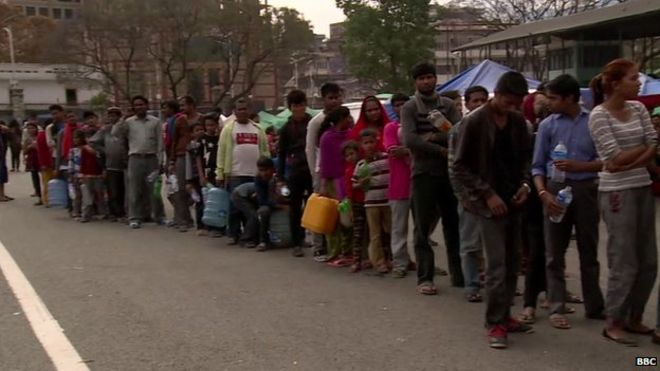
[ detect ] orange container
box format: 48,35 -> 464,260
301,193 -> 339,235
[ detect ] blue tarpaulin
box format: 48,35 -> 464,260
437,59 -> 540,95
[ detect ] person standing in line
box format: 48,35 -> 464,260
55,112 -> 80,214
8,120 -> 21,172
216,98 -> 269,245
184,122 -> 208,235
0,122 -> 12,201
452,72 -> 534,349
305,83 -> 343,261
532,74 -> 605,330
278,90 -> 313,257
36,119 -> 54,206
401,62 -> 463,295
448,85 -> 489,302
90,107 -> 128,222
588,59 -> 657,346
22,120 -> 42,205
202,114 -> 224,238
112,96 -> 164,229
168,95 -> 202,232
383,93 -> 414,278
349,96 -> 389,150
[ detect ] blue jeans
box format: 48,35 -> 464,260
459,205 -> 482,295
227,176 -> 255,240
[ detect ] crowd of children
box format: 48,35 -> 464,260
4,57 -> 660,350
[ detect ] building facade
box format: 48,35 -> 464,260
5,0 -> 82,20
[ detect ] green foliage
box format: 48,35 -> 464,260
336,0 -> 437,93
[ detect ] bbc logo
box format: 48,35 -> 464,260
636,357 -> 658,367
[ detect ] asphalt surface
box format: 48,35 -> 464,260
1,172 -> 660,371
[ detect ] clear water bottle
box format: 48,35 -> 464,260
550,186 -> 573,223
551,142 -> 568,183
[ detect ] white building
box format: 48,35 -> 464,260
0,63 -> 103,117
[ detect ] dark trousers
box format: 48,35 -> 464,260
523,190 -> 547,308
106,170 -> 126,218
30,170 -> 41,198
480,212 -> 521,326
258,206 -> 272,244
288,170 -> 313,247
545,180 -> 604,316
352,202 -> 367,263
10,146 -> 19,170
189,177 -> 204,230
411,174 -> 464,286
227,176 -> 255,240
230,191 -> 259,243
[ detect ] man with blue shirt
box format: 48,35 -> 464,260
532,74 -> 605,330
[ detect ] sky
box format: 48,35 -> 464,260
268,0 -> 450,37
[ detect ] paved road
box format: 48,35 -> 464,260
1,173 -> 659,371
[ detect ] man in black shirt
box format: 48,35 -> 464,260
278,90 -> 313,257
452,72 -> 533,349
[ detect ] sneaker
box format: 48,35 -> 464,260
245,241 -> 257,249
292,246 -> 304,257
488,325 -> 508,349
506,318 -> 534,334
313,254 -> 330,263
210,230 -> 224,238
130,222 -> 141,229
227,238 -> 240,246
256,243 -> 268,252
34,201 -> 43,206
178,226 -> 188,233
79,217 -> 90,223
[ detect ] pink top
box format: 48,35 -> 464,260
383,121 -> 411,200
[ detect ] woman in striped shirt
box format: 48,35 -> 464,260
589,59 -> 658,347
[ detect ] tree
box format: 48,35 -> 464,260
336,0 -> 437,92
205,0 -> 315,108
0,3 -> 56,63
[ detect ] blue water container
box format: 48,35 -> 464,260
47,179 -> 68,208
202,187 -> 230,228
269,209 -> 291,248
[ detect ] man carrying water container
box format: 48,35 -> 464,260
531,74 -> 605,331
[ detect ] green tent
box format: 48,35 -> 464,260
257,111 -> 287,130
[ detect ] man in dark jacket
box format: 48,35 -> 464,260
452,71 -> 534,349
401,62 -> 463,295
278,90 -> 312,258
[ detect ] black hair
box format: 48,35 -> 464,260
179,95 -> 196,107
495,72 -> 528,97
360,128 -> 378,140
204,114 -> 219,123
391,93 -> 410,105
161,100 -> 180,112
440,90 -> 461,100
546,74 -> 581,103
287,89 -> 307,107
83,111 -> 97,120
73,129 -> 86,142
342,140 -> 360,155
190,122 -> 204,131
464,86 -> 489,102
131,95 -> 149,106
257,156 -> 275,169
411,62 -> 436,80
320,82 -> 342,98
233,98 -> 250,109
317,106 -> 351,145
49,104 -> 63,112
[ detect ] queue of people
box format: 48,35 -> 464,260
1,57 -> 660,350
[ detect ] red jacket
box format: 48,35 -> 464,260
344,162 -> 364,204
80,148 -> 103,176
36,131 -> 53,169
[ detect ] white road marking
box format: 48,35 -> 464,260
0,240 -> 89,371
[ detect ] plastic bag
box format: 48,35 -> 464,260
338,199 -> 353,228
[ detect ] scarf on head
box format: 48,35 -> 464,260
350,95 -> 389,151
61,122 -> 77,159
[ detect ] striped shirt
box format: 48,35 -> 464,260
353,153 -> 390,207
589,101 -> 657,191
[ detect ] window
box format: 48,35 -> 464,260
548,48 -> 574,70
64,8 -> 73,19
65,89 -> 78,105
208,68 -> 220,87
38,7 -> 49,16
25,6 -> 36,16
53,8 -> 62,19
580,45 -> 620,68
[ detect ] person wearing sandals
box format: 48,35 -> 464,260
448,86 -> 490,302
353,129 -> 392,274
589,59 -> 658,347
401,62 -> 463,295
343,141 -> 369,272
452,72 -> 534,349
532,74 -> 606,331
384,93 -> 414,279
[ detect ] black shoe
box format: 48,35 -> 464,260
227,238 -> 240,246
585,312 -> 606,320
292,246 -> 304,257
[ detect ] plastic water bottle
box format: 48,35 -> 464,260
551,142 -> 568,183
550,186 -> 573,223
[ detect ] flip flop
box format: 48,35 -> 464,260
602,329 -> 638,347
566,294 -> 583,304
549,314 -> 571,329
625,325 -> 654,335
517,309 -> 536,324
466,292 -> 483,303
417,282 -> 438,296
